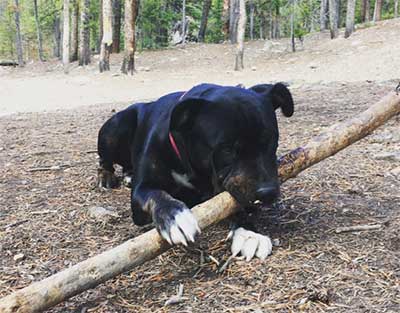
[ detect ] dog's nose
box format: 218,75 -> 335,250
255,185 -> 280,204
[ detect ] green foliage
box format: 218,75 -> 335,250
0,0 -> 398,60
205,0 -> 224,43
0,0 -> 62,60
89,0 -> 101,52
138,0 -> 176,49
0,1 -> 16,58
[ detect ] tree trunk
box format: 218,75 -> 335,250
99,0 -> 112,72
259,13 -> 264,39
344,0 -> 356,38
62,0 -> 70,73
181,0 -> 186,44
329,0 -> 339,38
112,0 -> 122,53
121,0 -> 137,75
320,0 -> 328,30
290,0 -> 295,52
33,0 -> 44,61
1,91 -> 400,313
14,0 -> 24,66
365,0 -> 371,21
373,0 -> 382,21
249,0 -> 254,40
70,0 -> 79,62
336,0 -> 341,28
361,0 -> 367,22
53,15 -> 61,58
309,0 -> 315,32
269,8 -> 273,38
273,5 -> 280,39
222,0 -> 230,40
395,0 -> 399,18
79,0 -> 90,66
98,0 -> 103,53
234,0 -> 246,71
198,0 -> 212,42
229,0 -> 239,43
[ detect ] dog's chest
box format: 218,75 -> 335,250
171,171 -> 196,190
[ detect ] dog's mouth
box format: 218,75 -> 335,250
225,189 -> 263,209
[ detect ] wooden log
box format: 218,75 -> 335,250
0,61 -> 18,67
0,91 -> 399,313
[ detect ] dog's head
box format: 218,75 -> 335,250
170,83 -> 294,207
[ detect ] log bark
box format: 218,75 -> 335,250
1,91 -> 399,313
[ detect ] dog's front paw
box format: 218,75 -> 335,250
230,227 -> 273,261
153,205 -> 200,246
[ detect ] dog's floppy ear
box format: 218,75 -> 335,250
170,98 -> 210,131
250,83 -> 294,117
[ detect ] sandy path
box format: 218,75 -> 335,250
0,19 -> 399,116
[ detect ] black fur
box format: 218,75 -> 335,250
97,83 -> 294,241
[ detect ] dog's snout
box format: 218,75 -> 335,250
255,185 -> 280,204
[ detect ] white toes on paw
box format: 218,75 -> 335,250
170,224 -> 188,246
231,227 -> 273,261
163,209 -> 200,246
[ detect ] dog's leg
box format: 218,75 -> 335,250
97,160 -> 119,189
122,167 -> 133,188
131,187 -> 200,246
228,209 -> 273,261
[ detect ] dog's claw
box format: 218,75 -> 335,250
170,224 -> 188,246
175,209 -> 198,243
160,229 -> 173,245
158,208 -> 199,246
242,236 -> 258,261
230,227 -> 273,261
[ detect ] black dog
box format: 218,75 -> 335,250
97,92 -> 184,188
97,83 -> 294,260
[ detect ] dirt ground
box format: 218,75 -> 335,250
0,19 -> 399,115
0,19 -> 400,313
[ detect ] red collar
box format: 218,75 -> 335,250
169,132 -> 182,161
169,91 -> 188,161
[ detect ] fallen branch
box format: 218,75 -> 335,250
1,91 -> 399,313
335,224 -> 383,233
0,60 -> 17,67
27,165 -> 69,172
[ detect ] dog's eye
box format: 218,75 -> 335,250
216,144 -> 237,167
